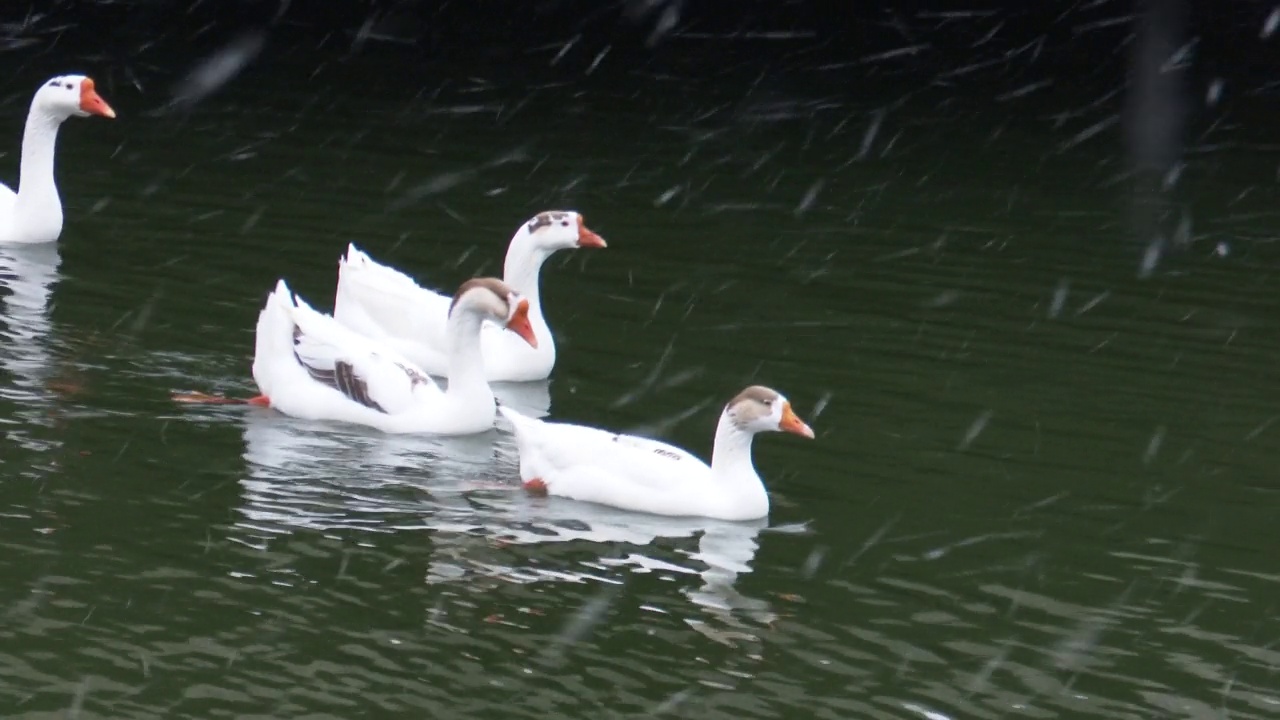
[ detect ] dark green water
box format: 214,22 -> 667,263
1,43 -> 1279,719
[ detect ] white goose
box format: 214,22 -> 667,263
500,385 -> 815,521
252,276 -> 537,435
332,210 -> 606,383
0,75 -> 116,245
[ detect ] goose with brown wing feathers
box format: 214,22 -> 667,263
251,277 -> 536,435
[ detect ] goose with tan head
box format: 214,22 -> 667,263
250,276 -> 536,435
332,210 -> 606,383
500,385 -> 815,521
0,75 -> 116,245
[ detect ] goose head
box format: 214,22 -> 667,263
725,385 -> 815,439
34,75 -> 116,121
449,277 -> 538,348
519,210 -> 607,251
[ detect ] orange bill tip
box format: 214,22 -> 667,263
506,298 -> 538,348
79,77 -> 116,119
779,401 -> 815,439
577,215 -> 606,248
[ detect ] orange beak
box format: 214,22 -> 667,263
79,78 -> 116,119
779,401 -> 815,439
506,298 -> 538,348
577,216 -> 607,248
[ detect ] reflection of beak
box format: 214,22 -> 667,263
506,298 -> 539,348
577,215 -> 607,248
779,401 -> 815,439
79,78 -> 116,119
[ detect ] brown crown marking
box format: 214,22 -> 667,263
728,385 -> 780,408
526,210 -> 573,234
449,277 -> 516,314
725,385 -> 783,426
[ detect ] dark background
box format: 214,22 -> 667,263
2,0 -> 1275,271
2,1 -> 1273,86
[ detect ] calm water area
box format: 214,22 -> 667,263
0,18 -> 1277,719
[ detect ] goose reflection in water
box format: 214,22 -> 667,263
487,502 -> 777,635
233,408 -> 775,630
0,243 -> 83,455
0,243 -> 60,392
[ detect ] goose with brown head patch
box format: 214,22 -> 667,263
249,276 -> 536,435
332,210 -> 605,384
499,384 -> 815,521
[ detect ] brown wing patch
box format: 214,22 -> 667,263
394,362 -> 431,388
610,434 -> 685,461
292,326 -> 387,413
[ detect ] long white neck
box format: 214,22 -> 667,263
10,106 -> 66,243
501,233 -> 551,336
709,412 -> 769,516
443,307 -> 495,408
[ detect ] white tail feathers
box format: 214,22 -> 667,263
338,245 -> 423,295
497,405 -> 535,458
341,243 -> 371,270
497,405 -> 525,426
498,405 -> 539,440
252,279 -> 299,396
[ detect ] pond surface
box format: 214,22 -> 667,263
0,23 -> 1278,720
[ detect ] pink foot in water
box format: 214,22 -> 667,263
171,391 -> 271,407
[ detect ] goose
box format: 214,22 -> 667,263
499,385 -> 815,521
251,276 -> 537,435
0,75 -> 116,245
332,210 -> 606,383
